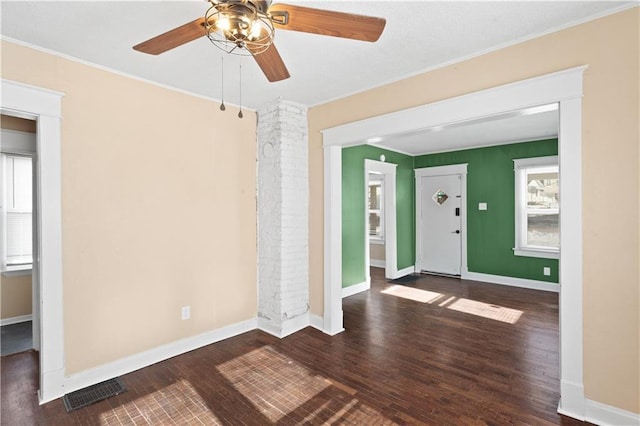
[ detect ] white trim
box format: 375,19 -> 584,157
513,155 -> 560,258
369,238 -> 384,246
322,66 -> 586,420
1,267 -> 32,277
341,280 -> 370,299
61,318 -> 257,403
323,146 -> 344,335
1,129 -> 36,153
1,79 -> 65,404
369,259 -> 386,268
395,265 -> 417,278
414,164 -> 468,277
258,313 -> 310,339
584,399 -> 640,426
513,248 -> 559,260
364,159 -> 397,280
0,314 -> 33,326
462,271 -> 559,293
322,66 -> 586,147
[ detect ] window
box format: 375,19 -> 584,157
513,156 -> 559,259
2,154 -> 33,270
368,176 -> 384,242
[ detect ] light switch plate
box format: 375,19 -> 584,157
479,202 -> 487,210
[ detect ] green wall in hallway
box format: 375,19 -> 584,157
414,139 -> 559,283
342,145 -> 414,288
341,139 -> 560,288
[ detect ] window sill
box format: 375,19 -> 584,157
369,238 -> 385,245
513,248 -> 559,260
1,266 -> 33,277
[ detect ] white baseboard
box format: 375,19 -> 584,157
258,312 -> 310,338
394,265 -> 417,279
57,318 -> 258,404
1,314 -> 32,326
342,280 -> 370,298
370,259 -> 386,268
462,271 -> 559,293
585,399 -> 640,426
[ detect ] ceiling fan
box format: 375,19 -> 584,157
133,0 -> 386,82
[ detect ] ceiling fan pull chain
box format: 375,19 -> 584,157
238,63 -> 244,119
220,56 -> 226,111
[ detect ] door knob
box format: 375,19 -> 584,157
451,230 -> 460,234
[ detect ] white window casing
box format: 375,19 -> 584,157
514,155 -> 559,259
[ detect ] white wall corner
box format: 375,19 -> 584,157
557,380 -> 585,420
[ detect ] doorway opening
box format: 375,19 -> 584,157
1,115 -> 38,357
322,66 -> 585,417
364,159 -> 397,283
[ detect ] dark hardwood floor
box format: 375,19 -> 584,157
1,268 -> 589,425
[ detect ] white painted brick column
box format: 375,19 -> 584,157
257,99 -> 309,337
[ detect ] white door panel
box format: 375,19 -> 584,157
419,174 -> 461,275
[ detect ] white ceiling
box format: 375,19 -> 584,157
373,104 -> 559,156
1,1 -> 632,153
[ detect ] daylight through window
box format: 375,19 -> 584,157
368,177 -> 384,241
2,154 -> 33,269
514,156 -> 559,259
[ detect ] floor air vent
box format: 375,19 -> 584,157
62,377 -> 127,412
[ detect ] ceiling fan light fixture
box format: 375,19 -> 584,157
205,0 -> 275,56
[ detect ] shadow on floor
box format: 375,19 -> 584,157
1,321 -> 32,356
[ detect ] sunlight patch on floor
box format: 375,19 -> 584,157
448,298 -> 523,324
381,285 -> 442,303
217,345 -> 329,422
382,285 -> 523,323
216,345 -> 395,423
99,379 -> 221,425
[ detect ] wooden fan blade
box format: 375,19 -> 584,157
248,43 -> 290,82
269,4 -> 386,42
133,17 -> 206,55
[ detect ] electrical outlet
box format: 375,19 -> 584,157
181,306 -> 190,320
543,267 -> 551,276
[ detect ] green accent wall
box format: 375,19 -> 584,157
414,139 -> 559,283
342,145 -> 414,288
342,139 -> 559,288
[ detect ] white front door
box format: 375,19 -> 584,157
418,174 -> 462,275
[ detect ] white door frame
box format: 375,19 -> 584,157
2,79 -> 65,404
322,66 -> 586,418
364,159 -> 397,281
414,164 -> 468,275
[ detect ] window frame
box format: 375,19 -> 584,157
1,129 -> 36,274
368,176 -> 384,244
513,155 -> 559,259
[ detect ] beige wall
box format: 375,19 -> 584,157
1,40 -> 257,374
309,8 -> 639,414
0,274 -> 32,319
1,114 -> 36,133
369,243 -> 385,262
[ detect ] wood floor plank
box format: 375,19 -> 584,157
1,268 -> 591,424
